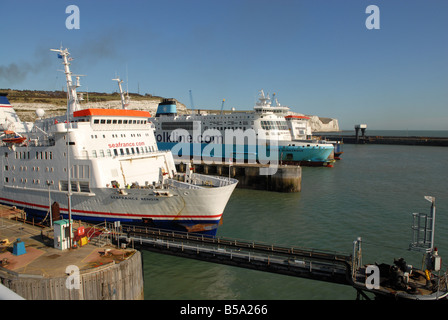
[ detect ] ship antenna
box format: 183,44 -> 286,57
50,48 -> 81,116
50,47 -> 78,248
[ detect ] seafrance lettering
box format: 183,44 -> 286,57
107,141 -> 145,148
110,195 -> 159,201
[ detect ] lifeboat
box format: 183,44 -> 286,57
1,130 -> 26,144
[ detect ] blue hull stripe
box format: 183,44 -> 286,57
157,142 -> 333,162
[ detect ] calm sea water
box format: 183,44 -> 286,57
143,135 -> 448,300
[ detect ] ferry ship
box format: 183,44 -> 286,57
269,95 -> 343,160
0,48 -> 238,236
150,90 -> 334,166
285,114 -> 343,160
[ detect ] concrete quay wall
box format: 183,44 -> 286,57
0,250 -> 144,300
177,162 -> 302,193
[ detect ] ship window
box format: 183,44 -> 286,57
114,149 -> 118,156
118,120 -> 122,124
120,148 -> 124,155
113,120 -> 117,124
94,119 -> 99,124
4,177 -> 8,183
71,181 -> 78,192
79,182 -> 90,193
107,149 -> 112,157
123,120 -> 128,124
107,120 -> 112,124
100,119 -> 106,124
60,181 -> 68,191
161,121 -> 194,131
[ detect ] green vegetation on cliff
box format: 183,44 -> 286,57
0,88 -> 165,105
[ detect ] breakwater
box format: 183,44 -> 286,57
321,135 -> 448,146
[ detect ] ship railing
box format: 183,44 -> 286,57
165,179 -> 202,190
169,173 -> 236,188
120,224 -> 351,264
192,173 -> 238,187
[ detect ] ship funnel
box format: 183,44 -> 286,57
156,99 -> 177,117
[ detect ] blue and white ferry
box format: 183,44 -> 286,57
149,90 -> 334,166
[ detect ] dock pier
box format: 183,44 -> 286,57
0,206 -> 144,300
119,224 -> 352,286
322,135 -> 448,146
320,125 -> 448,146
176,161 -> 302,193
116,219 -> 448,300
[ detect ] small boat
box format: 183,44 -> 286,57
1,130 -> 26,145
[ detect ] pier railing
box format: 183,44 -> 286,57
108,224 -> 354,286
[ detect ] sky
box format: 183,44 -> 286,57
0,0 -> 447,130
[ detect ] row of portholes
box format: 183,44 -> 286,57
4,165 -> 54,172
3,177 -> 54,185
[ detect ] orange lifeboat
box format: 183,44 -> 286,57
1,131 -> 26,144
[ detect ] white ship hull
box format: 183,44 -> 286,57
0,173 -> 236,235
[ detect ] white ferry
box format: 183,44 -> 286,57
270,96 -> 343,160
150,90 -> 334,166
0,48 -> 238,236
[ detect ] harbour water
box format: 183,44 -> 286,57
142,133 -> 448,300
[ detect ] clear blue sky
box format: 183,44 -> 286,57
1,0 -> 447,130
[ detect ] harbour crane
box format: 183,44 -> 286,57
220,99 -> 226,114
